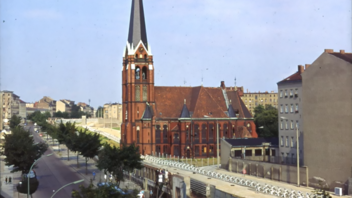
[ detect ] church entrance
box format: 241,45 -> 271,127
186,149 -> 190,158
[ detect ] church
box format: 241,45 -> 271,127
121,0 -> 258,158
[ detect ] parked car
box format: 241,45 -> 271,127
96,182 -> 134,195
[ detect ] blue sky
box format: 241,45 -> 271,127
0,0 -> 351,109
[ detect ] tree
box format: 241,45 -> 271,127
57,121 -> 77,160
9,114 -> 21,129
71,184 -> 138,198
254,104 -> 278,137
1,127 -> 48,173
27,111 -> 51,126
78,130 -> 101,174
53,111 -> 63,118
96,143 -> 142,187
95,106 -> 104,118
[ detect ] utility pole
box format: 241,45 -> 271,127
217,120 -> 220,166
297,127 -> 300,187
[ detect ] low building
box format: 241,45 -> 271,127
241,90 -> 278,115
220,137 -> 279,169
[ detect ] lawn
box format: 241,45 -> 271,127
76,126 -> 120,148
113,127 -> 120,130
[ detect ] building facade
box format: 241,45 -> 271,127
277,65 -> 305,165
77,102 -> 94,116
103,103 -> 122,122
0,91 -> 26,126
36,96 -> 56,115
241,90 -> 278,115
56,99 -> 74,113
302,49 -> 352,193
121,0 -> 258,158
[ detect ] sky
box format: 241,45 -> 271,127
0,0 -> 351,109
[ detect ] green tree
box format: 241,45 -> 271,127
27,111 -> 51,126
77,130 -> 102,174
254,104 -> 278,137
71,183 -> 138,198
95,106 -> 104,118
97,143 -> 142,187
1,127 -> 48,173
9,114 -> 21,129
57,121 -> 77,160
53,111 -> 63,118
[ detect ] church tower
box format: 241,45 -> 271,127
121,0 -> 155,154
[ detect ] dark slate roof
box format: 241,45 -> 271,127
142,104 -> 153,119
227,104 -> 236,117
277,71 -> 302,84
224,137 -> 278,147
128,0 -> 148,49
180,104 -> 190,118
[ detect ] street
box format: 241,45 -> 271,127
17,125 -> 87,198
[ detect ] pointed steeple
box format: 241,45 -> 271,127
180,99 -> 190,118
128,0 -> 148,49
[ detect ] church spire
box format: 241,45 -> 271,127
128,0 -> 148,49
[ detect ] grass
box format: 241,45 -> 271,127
76,126 -> 120,148
113,127 -> 120,130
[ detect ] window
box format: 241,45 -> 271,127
295,89 -> 298,96
290,89 -> 293,97
286,136 -> 288,147
285,90 -> 288,97
285,105 -> 288,113
281,136 -> 284,146
255,96 -> 257,100
291,121 -> 294,129
142,67 -> 147,79
245,150 -> 252,156
280,90 -> 283,98
202,146 -> 207,155
255,102 -> 258,106
142,86 -> 147,101
255,149 -> 262,156
295,104 -> 299,112
290,104 -> 294,113
280,120 -> 283,129
296,121 -> 299,129
270,99 -> 272,102
135,67 -> 140,80
135,85 -> 140,101
285,120 -> 288,129
291,137 -> 294,147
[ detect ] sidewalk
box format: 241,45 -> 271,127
1,157 -> 15,198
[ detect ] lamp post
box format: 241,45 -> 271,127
28,153 -> 53,198
51,179 -> 84,198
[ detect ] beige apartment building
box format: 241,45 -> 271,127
103,103 -> 122,122
302,49 -> 352,194
241,90 -> 278,115
56,99 -> 74,113
1,91 -> 26,127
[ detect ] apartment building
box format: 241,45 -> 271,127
302,49 -> 352,193
241,90 -> 278,115
77,102 -> 94,116
56,99 -> 74,113
103,103 -> 122,122
0,91 -> 26,125
277,65 -> 305,165
36,96 -> 56,114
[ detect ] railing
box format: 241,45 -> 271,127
233,156 -> 303,166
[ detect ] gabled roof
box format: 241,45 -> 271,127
154,86 -> 253,119
142,104 -> 153,119
180,104 -> 190,118
128,0 -> 148,49
224,137 -> 278,147
277,71 -> 302,84
329,52 -> 352,64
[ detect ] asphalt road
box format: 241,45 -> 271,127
22,125 -> 87,198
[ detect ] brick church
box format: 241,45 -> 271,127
121,0 -> 258,158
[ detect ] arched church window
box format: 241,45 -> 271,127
143,86 -> 147,101
135,67 -> 140,80
142,67 -> 147,80
135,54 -> 138,59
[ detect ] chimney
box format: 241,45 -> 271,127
298,65 -> 304,74
340,50 -> 345,54
305,64 -> 311,70
324,49 -> 334,53
220,81 -> 225,89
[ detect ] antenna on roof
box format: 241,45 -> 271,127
88,99 -> 90,106
184,78 -> 186,86
234,77 -> 236,87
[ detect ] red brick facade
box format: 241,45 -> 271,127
121,0 -> 257,158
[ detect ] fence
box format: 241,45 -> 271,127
233,156 -> 303,166
228,157 -> 308,186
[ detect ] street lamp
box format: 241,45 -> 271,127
50,179 -> 84,198
281,116 -> 300,187
28,153 -> 53,198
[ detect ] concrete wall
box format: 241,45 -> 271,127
302,51 -> 352,194
227,158 -> 309,186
